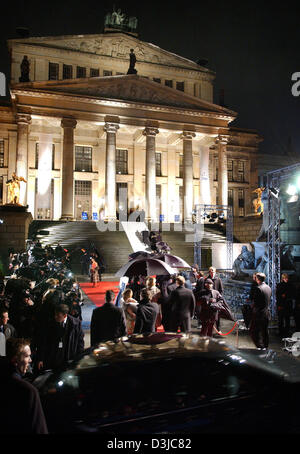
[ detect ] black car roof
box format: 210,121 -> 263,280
74,333 -> 300,384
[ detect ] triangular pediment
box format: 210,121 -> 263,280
13,75 -> 236,118
8,32 -> 211,73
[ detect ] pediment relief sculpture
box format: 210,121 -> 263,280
19,34 -> 204,70
42,77 -> 221,112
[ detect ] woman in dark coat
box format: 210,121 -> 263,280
90,257 -> 100,287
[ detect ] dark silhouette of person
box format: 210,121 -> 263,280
90,290 -> 127,345
127,49 -> 137,74
19,56 -> 30,82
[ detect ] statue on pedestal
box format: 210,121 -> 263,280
232,245 -> 255,279
5,172 -> 27,205
253,187 -> 265,214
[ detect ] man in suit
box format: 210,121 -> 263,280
249,272 -> 271,349
168,276 -> 195,333
90,290 -> 127,346
37,303 -> 85,371
134,288 -> 160,334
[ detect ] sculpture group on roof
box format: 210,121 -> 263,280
104,7 -> 138,33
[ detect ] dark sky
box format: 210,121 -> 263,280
1,0 -> 300,157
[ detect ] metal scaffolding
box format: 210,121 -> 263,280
194,204 -> 233,272
265,162 -> 300,318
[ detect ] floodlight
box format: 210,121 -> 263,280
286,184 -> 297,196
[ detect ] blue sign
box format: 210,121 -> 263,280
174,215 -> 180,222
81,212 -> 88,220
92,212 -> 98,221
159,214 -> 165,222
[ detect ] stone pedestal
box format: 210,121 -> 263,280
0,205 -> 33,255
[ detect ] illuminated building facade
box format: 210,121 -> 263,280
0,28 -> 261,223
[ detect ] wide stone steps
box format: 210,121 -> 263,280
29,221 -> 227,273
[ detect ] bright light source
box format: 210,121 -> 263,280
297,176 -> 300,190
286,184 -> 297,196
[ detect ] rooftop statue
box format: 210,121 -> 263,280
127,49 -> 137,74
104,8 -> 138,33
19,55 -> 30,83
6,172 -> 27,205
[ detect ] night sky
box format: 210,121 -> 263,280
0,0 -> 299,157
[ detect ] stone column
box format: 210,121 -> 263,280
36,133 -> 53,217
216,135 -> 229,209
199,136 -> 214,206
143,125 -> 159,222
60,117 -> 77,221
181,131 -> 195,222
104,120 -> 119,221
16,113 -> 31,205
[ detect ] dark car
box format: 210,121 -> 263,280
33,332 -> 300,434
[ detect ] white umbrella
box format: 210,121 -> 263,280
115,257 -> 175,278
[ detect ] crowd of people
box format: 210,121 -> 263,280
1,238 -> 300,433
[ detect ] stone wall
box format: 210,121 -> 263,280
0,209 -> 33,257
233,215 -> 263,243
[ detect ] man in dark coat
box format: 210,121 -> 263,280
90,290 -> 127,345
0,338 -> 48,433
206,266 -> 224,294
276,273 -> 295,337
0,308 -> 17,339
167,276 -> 195,333
205,267 -> 224,331
134,288 -> 159,334
196,279 -> 226,336
249,272 -> 271,349
37,303 -> 85,371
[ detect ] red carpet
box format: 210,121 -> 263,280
79,281 -> 164,331
79,281 -> 120,307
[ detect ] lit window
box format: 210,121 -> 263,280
75,180 -> 92,196
75,146 -> 92,172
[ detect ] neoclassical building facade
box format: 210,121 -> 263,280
0,30 -> 261,223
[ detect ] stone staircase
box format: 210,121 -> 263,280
29,221 -> 133,274
29,220 -> 228,274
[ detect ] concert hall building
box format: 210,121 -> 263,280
0,23 -> 261,224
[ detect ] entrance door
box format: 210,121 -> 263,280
74,180 -> 92,220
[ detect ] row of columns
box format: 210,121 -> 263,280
14,113 -> 229,221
